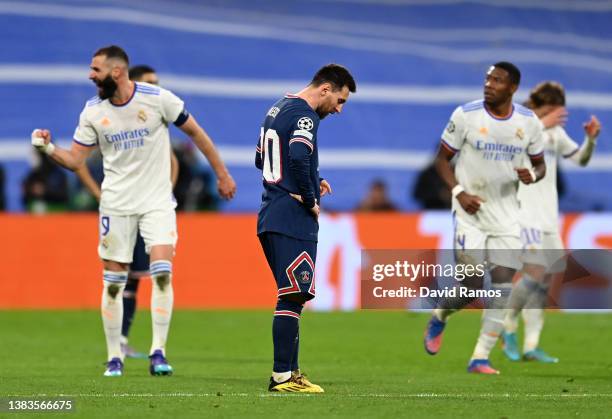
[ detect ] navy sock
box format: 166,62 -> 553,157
290,329 -> 300,372
272,299 -> 303,373
121,278 -> 140,337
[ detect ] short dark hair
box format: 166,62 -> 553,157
311,64 -> 356,93
129,65 -> 156,81
93,45 -> 129,66
492,61 -> 521,86
525,81 -> 566,109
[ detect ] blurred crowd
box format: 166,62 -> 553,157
19,141 -> 220,214
0,139 -> 574,214
0,148 -> 571,214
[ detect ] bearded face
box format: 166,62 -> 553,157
95,74 -> 118,100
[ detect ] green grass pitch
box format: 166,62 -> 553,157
1,310 -> 611,418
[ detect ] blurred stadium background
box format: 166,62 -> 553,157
1,0 -> 611,213
1,0 -> 611,310
1,1 -> 611,415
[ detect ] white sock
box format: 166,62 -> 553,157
522,282 -> 548,352
522,308 -> 544,352
504,274 -> 539,334
101,271 -> 127,361
272,371 -> 292,383
150,260 -> 173,356
471,283 -> 511,360
503,308 -> 520,334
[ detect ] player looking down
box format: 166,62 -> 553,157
256,64 -> 356,392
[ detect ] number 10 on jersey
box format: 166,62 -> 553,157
260,127 -> 282,183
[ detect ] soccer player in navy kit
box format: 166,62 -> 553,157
256,64 -> 356,392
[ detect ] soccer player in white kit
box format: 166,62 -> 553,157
423,62 -> 546,374
502,81 -> 601,363
31,45 -> 237,377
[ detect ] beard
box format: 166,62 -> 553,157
316,105 -> 332,119
96,75 -> 118,100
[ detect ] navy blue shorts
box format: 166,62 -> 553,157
258,232 -> 317,301
129,231 -> 150,277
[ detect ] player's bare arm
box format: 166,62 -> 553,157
572,115 -> 602,166
178,115 -> 236,199
75,164 -> 102,201
434,144 -> 484,215
516,155 -> 546,185
31,129 -> 93,171
170,149 -> 179,188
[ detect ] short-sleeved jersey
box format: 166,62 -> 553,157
256,95 -> 321,242
518,125 -> 579,232
441,100 -> 545,235
73,82 -> 188,215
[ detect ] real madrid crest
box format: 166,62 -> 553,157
445,120 -> 455,133
515,128 -> 525,140
137,110 -> 148,123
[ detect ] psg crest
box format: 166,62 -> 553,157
299,270 -> 311,283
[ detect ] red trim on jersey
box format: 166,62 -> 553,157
289,138 -> 314,152
278,251 -> 315,296
274,310 -> 301,319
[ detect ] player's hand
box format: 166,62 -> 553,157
217,174 -> 236,200
31,129 -> 56,155
515,167 -> 536,185
289,193 -> 320,219
31,128 -> 51,147
320,179 -> 332,197
540,106 -> 567,129
584,115 -> 601,139
457,192 -> 485,215
310,202 -> 320,219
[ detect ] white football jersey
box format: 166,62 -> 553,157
73,82 -> 186,215
441,100 -> 545,235
518,125 -> 579,232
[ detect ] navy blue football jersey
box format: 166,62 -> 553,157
256,95 -> 321,242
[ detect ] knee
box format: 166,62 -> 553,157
103,271 -> 127,300
276,296 -> 305,317
153,273 -> 171,291
106,284 -> 122,299
490,266 -> 516,284
279,293 -> 309,305
150,260 -> 173,291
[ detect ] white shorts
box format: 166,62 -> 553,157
98,208 -> 178,264
520,225 -> 566,272
454,216 -> 523,270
